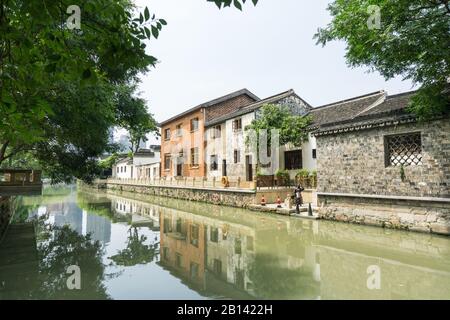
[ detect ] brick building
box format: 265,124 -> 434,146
159,89 -> 259,178
310,90 -> 450,235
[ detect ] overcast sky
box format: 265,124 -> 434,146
131,0 -> 415,143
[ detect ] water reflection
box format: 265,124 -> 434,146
1,187 -> 450,300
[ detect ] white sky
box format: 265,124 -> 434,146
129,0 -> 415,144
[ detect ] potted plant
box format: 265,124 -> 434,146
275,169 -> 290,186
295,169 -> 310,187
310,170 -> 317,188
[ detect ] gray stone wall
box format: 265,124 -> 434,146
316,119 -> 450,197
318,195 -> 450,235
316,118 -> 450,235
94,182 -> 256,208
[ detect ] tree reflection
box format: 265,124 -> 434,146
109,227 -> 159,266
32,218 -> 110,299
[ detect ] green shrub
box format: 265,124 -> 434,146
275,169 -> 290,180
296,169 -> 310,178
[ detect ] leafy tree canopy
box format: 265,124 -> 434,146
246,104 -> 312,148
315,0 -> 450,118
0,0 -> 163,182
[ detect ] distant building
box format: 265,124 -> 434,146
112,147 -> 161,180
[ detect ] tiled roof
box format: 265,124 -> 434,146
158,88 -> 260,126
205,89 -> 312,127
311,90 -> 421,136
309,91 -> 386,128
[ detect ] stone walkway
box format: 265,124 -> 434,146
248,203 -> 319,219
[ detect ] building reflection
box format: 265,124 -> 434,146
35,193 -> 112,244
109,195 -> 160,231
77,191 -> 450,300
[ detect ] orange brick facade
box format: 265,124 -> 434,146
160,91 -> 257,178
160,108 -> 206,178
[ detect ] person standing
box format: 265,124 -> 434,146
293,185 -> 305,214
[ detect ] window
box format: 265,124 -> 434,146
233,150 -> 240,164
285,150 -> 302,170
124,166 -> 126,172
190,224 -> 199,247
312,149 -> 317,159
247,236 -> 254,251
176,218 -> 187,236
385,132 -> 422,167
190,118 -> 199,131
210,155 -> 218,171
176,124 -> 182,136
190,147 -> 199,167
190,262 -> 199,280
163,217 -> 172,233
116,167 -> 119,173
232,118 -> 242,132
235,238 -> 242,254
164,128 -> 171,140
211,125 -> 221,139
213,259 -> 222,276
175,253 -> 183,268
162,247 -> 169,261
210,227 -> 219,243
235,269 -> 245,289
164,153 -> 171,170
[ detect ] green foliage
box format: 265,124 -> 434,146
115,84 -> 159,153
208,0 -> 259,10
275,169 -> 289,180
296,169 -> 310,178
0,0 -> 163,182
246,104 -> 312,148
315,0 -> 450,117
99,154 -> 121,169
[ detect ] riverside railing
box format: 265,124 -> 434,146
102,176 -> 256,190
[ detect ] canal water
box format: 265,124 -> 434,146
1,185 -> 450,300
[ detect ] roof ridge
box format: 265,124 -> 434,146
351,92 -> 387,119
313,90 -> 385,110
385,89 -> 418,99
159,88 -> 259,126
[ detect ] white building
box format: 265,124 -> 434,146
204,89 -> 316,181
112,148 -> 161,180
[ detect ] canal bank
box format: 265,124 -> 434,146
84,179 -> 450,236
83,179 -> 317,210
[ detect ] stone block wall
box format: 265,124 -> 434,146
318,195 -> 450,235
315,118 -> 450,235
316,119 -> 449,197
96,182 -> 257,208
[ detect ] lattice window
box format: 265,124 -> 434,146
385,132 -> 422,167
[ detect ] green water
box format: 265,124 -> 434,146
1,185 -> 450,300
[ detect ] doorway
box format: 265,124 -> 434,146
222,160 -> 227,177
176,161 -> 183,177
245,155 -> 253,181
